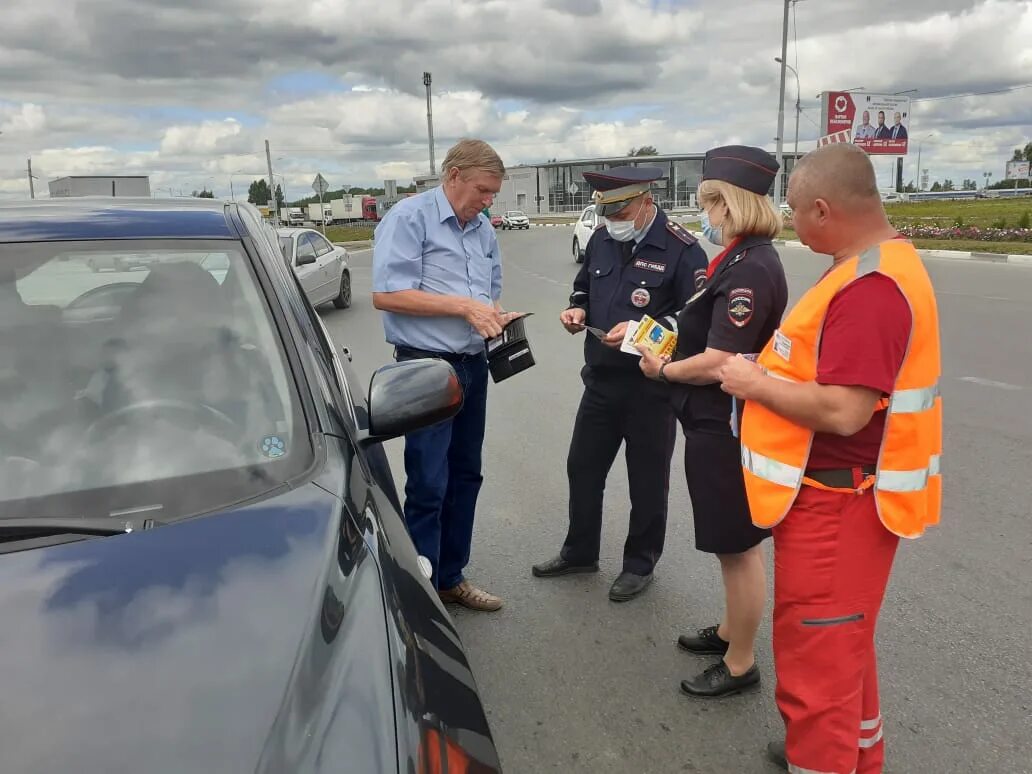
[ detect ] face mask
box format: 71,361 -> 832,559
605,199 -> 648,242
701,209 -> 723,246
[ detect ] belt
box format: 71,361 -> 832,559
804,466 -> 876,489
395,346 -> 484,364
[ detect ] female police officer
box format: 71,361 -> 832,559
638,146 -> 787,697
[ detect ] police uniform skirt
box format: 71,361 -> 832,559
680,416 -> 771,554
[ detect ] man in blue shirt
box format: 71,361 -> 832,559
372,138 -> 520,612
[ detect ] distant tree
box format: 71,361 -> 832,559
1010,143 -> 1032,163
962,179 -> 978,191
942,179 -> 955,192
248,179 -> 271,205
930,181 -> 943,192
904,181 -> 917,193
628,146 -> 659,157
191,188 -> 215,198
275,184 -> 285,210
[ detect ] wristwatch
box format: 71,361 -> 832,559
658,362 -> 670,382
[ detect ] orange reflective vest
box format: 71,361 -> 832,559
740,239 -> 942,538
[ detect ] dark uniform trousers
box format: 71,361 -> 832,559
562,367 -> 676,575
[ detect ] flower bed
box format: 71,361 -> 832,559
896,225 -> 1031,243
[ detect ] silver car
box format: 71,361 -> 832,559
276,228 -> 351,309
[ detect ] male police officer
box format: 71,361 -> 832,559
533,166 -> 708,601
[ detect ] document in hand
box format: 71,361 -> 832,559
619,315 -> 677,359
485,313 -> 536,383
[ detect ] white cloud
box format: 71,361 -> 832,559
0,0 -> 1029,199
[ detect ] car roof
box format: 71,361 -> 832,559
0,197 -> 238,243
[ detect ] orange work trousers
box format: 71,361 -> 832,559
772,483 -> 900,774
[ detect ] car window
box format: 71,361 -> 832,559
3,239 -> 310,519
296,234 -> 317,263
311,234 -> 333,256
581,209 -> 594,224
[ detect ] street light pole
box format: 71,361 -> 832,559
773,0 -> 790,205
775,58 -> 800,166
423,72 -> 436,176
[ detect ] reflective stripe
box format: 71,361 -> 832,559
890,383 -> 939,414
859,726 -> 885,748
788,764 -> 851,774
877,454 -> 941,492
860,714 -> 882,731
857,246 -> 881,275
741,446 -> 803,489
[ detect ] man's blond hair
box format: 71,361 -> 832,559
698,179 -> 781,239
440,138 -> 505,179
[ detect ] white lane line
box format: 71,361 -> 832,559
957,376 -> 1023,391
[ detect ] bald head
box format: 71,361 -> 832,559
789,143 -> 880,209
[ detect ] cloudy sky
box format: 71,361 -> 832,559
1,0 -> 1030,201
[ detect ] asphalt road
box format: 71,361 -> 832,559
319,227 -> 1032,774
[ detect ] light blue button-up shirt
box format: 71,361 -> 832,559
372,186 -> 503,355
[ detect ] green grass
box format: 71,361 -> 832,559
884,198 -> 1032,229
324,225 -> 375,243
778,228 -> 1032,255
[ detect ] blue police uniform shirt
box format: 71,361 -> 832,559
569,207 -> 708,372
372,186 -> 503,355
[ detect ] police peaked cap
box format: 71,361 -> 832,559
702,146 -> 779,195
583,165 -> 664,216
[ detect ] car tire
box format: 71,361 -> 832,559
572,237 -> 584,263
333,270 -> 352,309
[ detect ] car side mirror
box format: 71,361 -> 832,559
297,252 -> 317,266
359,359 -> 463,445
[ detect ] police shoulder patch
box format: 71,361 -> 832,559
666,221 -> 698,246
728,287 -> 755,328
693,268 -> 707,291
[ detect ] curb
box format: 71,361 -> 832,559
531,222 -> 575,227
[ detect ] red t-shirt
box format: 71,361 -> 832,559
807,273 -> 913,469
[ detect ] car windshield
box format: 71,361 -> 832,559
506,211 -> 524,217
1,239 -> 309,522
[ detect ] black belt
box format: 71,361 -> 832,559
395,346 -> 484,364
805,466 -> 876,489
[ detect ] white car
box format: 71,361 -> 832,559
571,204 -> 600,263
501,210 -> 530,230
276,227 -> 351,309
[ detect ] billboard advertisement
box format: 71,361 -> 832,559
1005,160 -> 1031,179
820,91 -> 912,155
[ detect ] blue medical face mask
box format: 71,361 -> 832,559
605,198 -> 648,242
701,208 -> 724,246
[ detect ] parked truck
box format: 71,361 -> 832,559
280,207 -> 304,226
329,195 -> 367,224
305,203 -> 333,225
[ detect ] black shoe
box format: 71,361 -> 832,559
680,660 -> 760,698
765,740 -> 787,770
677,625 -> 730,656
532,555 -> 599,578
608,571 -> 653,602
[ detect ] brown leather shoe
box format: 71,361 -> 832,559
438,580 -> 503,612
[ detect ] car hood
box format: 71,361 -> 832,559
0,483 -> 398,774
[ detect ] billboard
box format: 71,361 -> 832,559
820,91 -> 912,155
1005,160 -> 1031,179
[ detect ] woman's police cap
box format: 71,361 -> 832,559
702,146 -> 779,195
583,165 -> 663,216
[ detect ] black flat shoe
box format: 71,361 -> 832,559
608,571 -> 653,601
677,625 -> 730,656
765,740 -> 787,770
680,660 -> 760,698
531,555 -> 599,577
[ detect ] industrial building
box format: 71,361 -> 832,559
48,176 -> 151,198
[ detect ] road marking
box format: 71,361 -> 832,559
957,376 -> 1022,391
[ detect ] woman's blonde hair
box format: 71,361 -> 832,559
440,138 -> 505,179
698,179 -> 781,239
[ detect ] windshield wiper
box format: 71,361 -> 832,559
0,517 -> 162,552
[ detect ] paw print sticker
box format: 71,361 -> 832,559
259,435 -> 286,459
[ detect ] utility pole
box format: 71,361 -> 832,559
773,0 -> 790,205
27,158 -> 36,199
423,72 -> 436,176
265,139 -> 279,226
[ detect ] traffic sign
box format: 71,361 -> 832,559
568,182 -> 579,195
312,173 -> 330,197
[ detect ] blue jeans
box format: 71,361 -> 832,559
397,351 -> 488,590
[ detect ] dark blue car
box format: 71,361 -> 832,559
0,198 -> 501,773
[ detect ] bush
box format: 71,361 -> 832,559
1019,211 -> 1031,229
954,216 -> 965,228
991,218 -> 1008,229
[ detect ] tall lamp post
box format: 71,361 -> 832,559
774,57 -> 800,167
